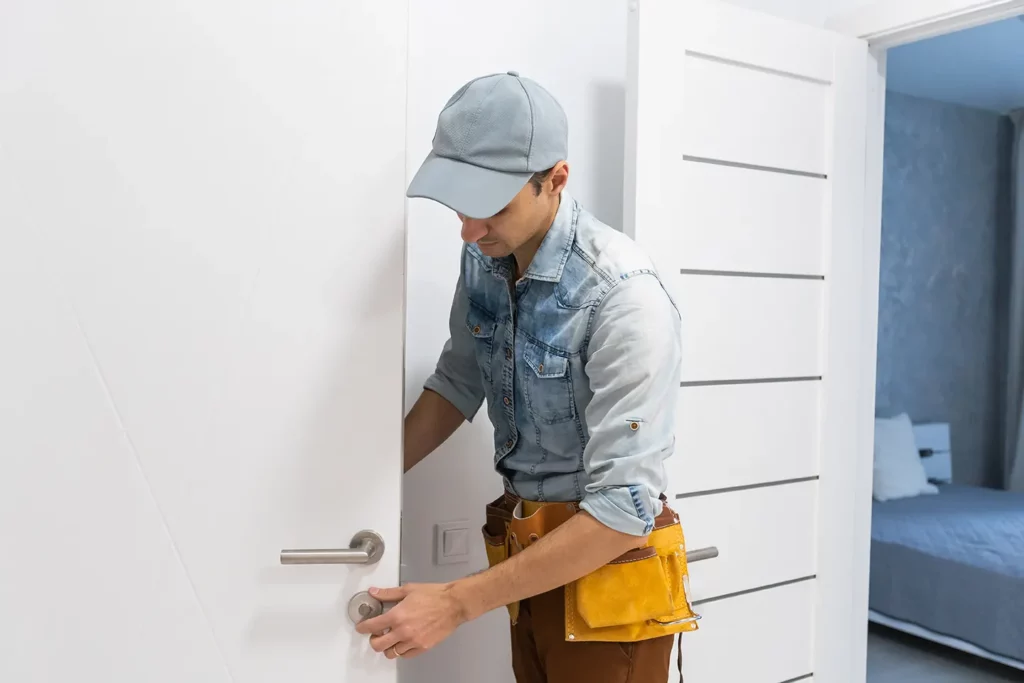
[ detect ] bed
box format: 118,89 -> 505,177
869,483 -> 1024,669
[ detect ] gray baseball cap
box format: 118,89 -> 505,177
407,71 -> 568,219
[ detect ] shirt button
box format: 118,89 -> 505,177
506,440 -> 514,449
473,325 -> 481,335
503,396 -> 511,406
505,348 -> 512,360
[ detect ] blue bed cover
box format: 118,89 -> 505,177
870,484 -> 1024,662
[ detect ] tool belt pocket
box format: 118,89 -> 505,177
565,506 -> 700,643
575,546 -> 675,627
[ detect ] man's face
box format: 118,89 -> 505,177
457,179 -> 559,259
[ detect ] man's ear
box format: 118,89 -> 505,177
548,161 -> 570,195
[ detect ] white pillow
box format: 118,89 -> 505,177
873,413 -> 939,502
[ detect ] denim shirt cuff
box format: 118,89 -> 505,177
424,373 -> 482,423
580,485 -> 664,537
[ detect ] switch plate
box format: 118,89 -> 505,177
434,520 -> 470,565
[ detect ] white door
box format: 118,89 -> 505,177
0,2 -> 406,682
625,1 -> 871,682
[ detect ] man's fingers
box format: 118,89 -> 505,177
384,644 -> 422,660
369,630 -> 401,654
355,611 -> 392,636
355,582 -> 445,660
355,585 -> 411,635
370,585 -> 409,602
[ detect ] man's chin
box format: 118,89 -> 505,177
476,241 -> 509,257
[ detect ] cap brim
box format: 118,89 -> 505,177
406,152 -> 532,219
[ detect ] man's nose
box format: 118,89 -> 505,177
461,218 -> 488,244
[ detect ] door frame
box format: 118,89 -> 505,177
827,0 -> 1024,49
824,0 -> 1024,678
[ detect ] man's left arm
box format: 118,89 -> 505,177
357,273 -> 682,657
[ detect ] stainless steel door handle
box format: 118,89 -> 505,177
280,530 -> 385,565
686,546 -> 719,563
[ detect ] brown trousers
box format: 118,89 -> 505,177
510,585 -> 675,683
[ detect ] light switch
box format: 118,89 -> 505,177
443,528 -> 468,556
435,520 -> 470,565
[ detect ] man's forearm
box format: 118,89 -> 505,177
448,511 -> 644,622
403,389 -> 465,472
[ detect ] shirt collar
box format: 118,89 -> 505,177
521,192 -> 577,283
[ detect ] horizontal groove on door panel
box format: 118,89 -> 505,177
685,50 -> 832,86
680,376 -> 822,388
676,476 -> 819,499
779,675 -> 814,683
692,575 -> 817,607
684,54 -> 829,176
683,154 -> 828,179
674,381 -> 822,494
680,479 -> 817,599
678,276 -> 824,381
680,160 -> 827,275
680,268 -> 825,280
679,577 -> 815,681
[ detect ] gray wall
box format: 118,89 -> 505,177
875,91 -> 1013,487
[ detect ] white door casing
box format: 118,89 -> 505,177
825,0 -> 1024,49
625,1 -> 870,682
0,2 -> 406,682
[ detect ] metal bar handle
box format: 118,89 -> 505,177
280,530 -> 385,566
685,546 -> 719,563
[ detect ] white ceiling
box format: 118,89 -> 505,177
886,16 -> 1024,114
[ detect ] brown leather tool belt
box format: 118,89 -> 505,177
481,492 -> 700,643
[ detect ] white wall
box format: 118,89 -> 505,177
727,0 -> 880,30
399,1 -> 854,682
829,0 -> 875,18
727,0 -> 834,25
730,0 -> 889,32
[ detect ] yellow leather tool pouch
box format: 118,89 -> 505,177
565,504 -> 701,643
574,546 -> 673,627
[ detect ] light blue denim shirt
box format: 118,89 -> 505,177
424,193 -> 681,536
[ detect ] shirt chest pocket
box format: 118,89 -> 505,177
523,340 -> 576,425
466,306 -> 498,383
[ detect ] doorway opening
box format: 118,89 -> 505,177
831,4 -> 1024,681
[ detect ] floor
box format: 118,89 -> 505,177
867,625 -> 1024,682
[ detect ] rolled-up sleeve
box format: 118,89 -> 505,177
578,272 -> 681,536
423,255 -> 486,422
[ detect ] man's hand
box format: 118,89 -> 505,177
356,511 -> 644,659
354,583 -> 467,659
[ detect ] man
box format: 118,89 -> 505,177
356,71 -> 685,682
